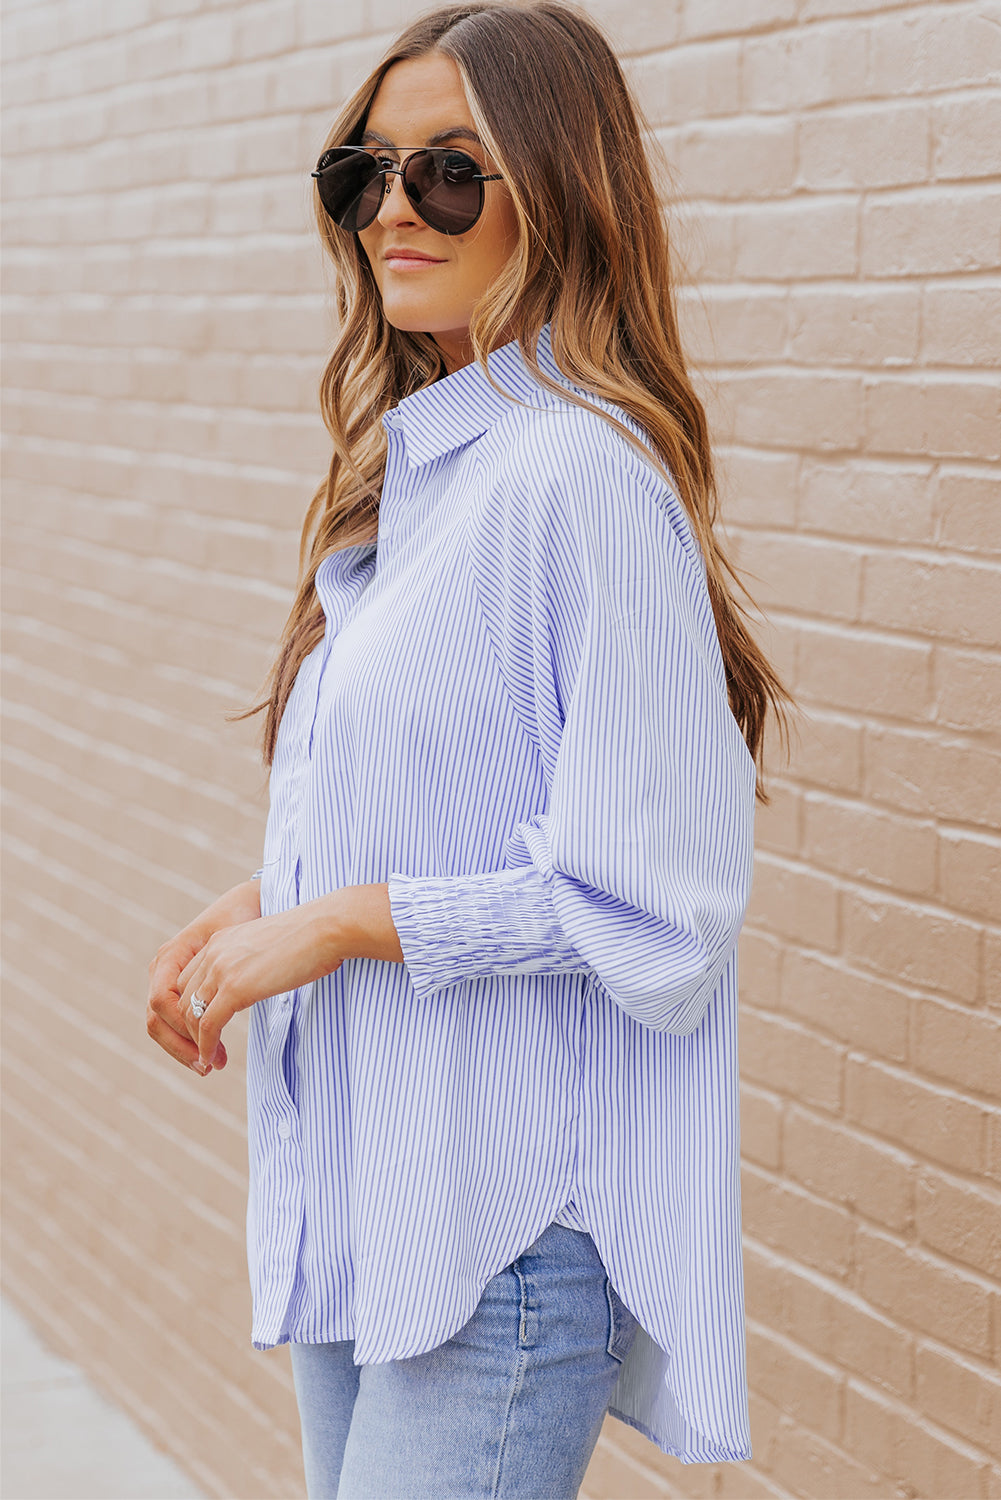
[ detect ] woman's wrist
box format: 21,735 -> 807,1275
316,883 -> 404,967
186,878 -> 262,948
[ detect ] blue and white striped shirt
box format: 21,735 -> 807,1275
250,325 -> 756,1463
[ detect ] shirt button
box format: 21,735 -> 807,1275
277,1119 -> 292,1141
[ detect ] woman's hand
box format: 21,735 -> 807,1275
176,883 -> 403,1071
146,878 -> 262,1076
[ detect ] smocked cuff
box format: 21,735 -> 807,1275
387,865 -> 586,999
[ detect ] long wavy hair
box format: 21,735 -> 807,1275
253,0 -> 789,789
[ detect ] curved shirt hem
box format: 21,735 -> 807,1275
251,1202 -> 752,1466
606,1408 -> 753,1465
250,1204 -> 579,1361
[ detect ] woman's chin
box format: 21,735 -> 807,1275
377,297 -> 467,343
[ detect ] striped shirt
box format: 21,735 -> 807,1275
250,324 -> 756,1463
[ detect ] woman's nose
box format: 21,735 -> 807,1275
376,169 -> 419,227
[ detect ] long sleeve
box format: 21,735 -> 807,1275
388,406 -> 756,1035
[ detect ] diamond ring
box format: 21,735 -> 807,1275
191,991 -> 207,1020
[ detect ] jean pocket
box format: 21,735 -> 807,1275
605,1278 -> 638,1363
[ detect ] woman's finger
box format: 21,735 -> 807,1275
147,960 -> 216,1073
178,961 -> 229,1068
146,1003 -> 211,1075
194,989 -> 236,1071
177,948 -> 202,998
147,950 -> 190,1036
179,966 -> 212,1044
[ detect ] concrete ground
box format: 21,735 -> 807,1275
1,1300 -> 204,1500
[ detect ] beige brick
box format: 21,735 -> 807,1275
842,887 -> 981,1003
732,531 -> 862,623
742,1163 -> 855,1280
935,92 -> 1001,183
723,369 -> 863,451
714,1458 -> 785,1499
746,1321 -> 843,1444
742,1243 -> 789,1331
233,1 -> 298,61
867,6 -> 1001,96
583,1426 -> 681,1498
297,0 -> 366,46
986,1112 -> 1001,1184
791,709 -> 864,795
914,996 -> 1001,1098
666,198 -> 735,282
780,1264 -> 915,1401
915,1168 -> 1001,1280
736,926 -> 784,1010
856,1224 -> 994,1360
864,724 -> 1001,828
848,1382 -> 991,1495
680,285 -> 788,366
934,466 -> 1001,556
742,24 -> 869,111
681,0 -> 797,43
801,792 -> 936,899
746,854 -> 841,954
789,285 -> 921,367
780,948 -> 909,1061
938,829 -> 1001,925
732,199 -> 859,281
862,185 -> 1001,278
795,623 -> 932,719
923,284 -> 1001,369
751,779 -> 800,858
862,551 -> 1001,646
846,1056 -> 987,1177
916,1342 -> 1001,1456
932,647 -> 1001,736
768,1423 -> 890,1500
798,101 -> 930,191
741,1082 -> 784,1170
625,37 -> 741,129
784,1105 -> 915,1231
718,446 -> 799,530
671,116 -> 797,199
983,932 -> 1001,1017
740,1008 -> 844,1112
864,376 -> 1001,462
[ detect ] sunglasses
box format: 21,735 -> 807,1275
312,146 -> 503,236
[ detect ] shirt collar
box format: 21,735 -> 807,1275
383,323 -> 569,468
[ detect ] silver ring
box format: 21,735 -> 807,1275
190,991 -> 207,1020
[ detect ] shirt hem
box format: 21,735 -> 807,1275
606,1406 -> 752,1465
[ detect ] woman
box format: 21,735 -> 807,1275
147,4 -> 787,1496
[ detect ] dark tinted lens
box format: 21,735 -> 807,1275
314,149 -> 383,232
403,149 -> 483,235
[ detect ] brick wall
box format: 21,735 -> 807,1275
2,2 -> 998,1497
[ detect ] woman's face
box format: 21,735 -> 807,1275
356,53 -> 520,373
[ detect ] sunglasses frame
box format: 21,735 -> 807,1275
312,145 -> 503,236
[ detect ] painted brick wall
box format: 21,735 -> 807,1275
2,2 -> 999,1498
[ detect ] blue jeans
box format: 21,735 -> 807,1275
289,1223 -> 638,1499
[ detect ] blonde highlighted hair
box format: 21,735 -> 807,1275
253,1 -> 790,788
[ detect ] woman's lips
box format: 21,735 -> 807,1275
384,249 -> 447,270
